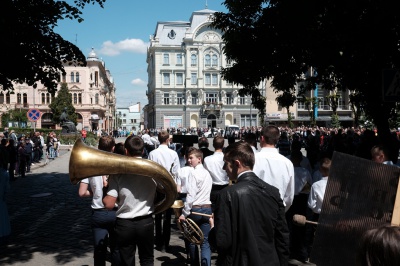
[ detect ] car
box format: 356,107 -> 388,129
224,125 -> 240,139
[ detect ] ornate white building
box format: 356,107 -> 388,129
0,48 -> 116,131
145,9 -> 258,130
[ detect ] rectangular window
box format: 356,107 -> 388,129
78,93 -> 82,104
205,55 -> 211,67
70,72 -> 75,82
212,55 -> 218,67
130,119 -> 134,123
226,93 -> 232,104
192,93 -> 197,105
163,53 -> 169,65
163,73 -> 170,85
205,73 -> 211,85
191,54 -> 197,66
176,53 -> 183,65
176,73 -> 183,85
240,97 -> 246,105
297,101 -> 305,110
191,73 -> 197,85
177,93 -> 183,105
134,119 -> 137,123
164,93 -> 170,105
212,74 -> 218,85
240,114 -> 257,127
206,93 -> 218,103
76,72 -> 80,83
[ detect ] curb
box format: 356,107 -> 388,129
30,150 -> 71,171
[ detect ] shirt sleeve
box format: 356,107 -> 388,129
284,165 -> 295,211
107,175 -> 119,198
182,171 -> 197,217
308,185 -> 317,212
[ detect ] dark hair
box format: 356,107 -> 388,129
113,142 -> 125,155
261,126 -> 280,145
98,136 -> 115,152
158,130 -> 170,144
124,136 -> 144,156
244,132 -> 257,147
357,225 -> 400,266
198,137 -> 209,148
224,141 -> 255,169
213,136 -> 225,150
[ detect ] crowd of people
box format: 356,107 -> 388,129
2,124 -> 400,264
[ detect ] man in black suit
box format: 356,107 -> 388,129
210,141 -> 289,266
198,136 -> 214,163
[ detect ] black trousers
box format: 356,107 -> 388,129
155,208 -> 172,249
210,184 -> 228,211
115,215 -> 154,266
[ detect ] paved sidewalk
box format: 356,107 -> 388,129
0,149 -> 217,265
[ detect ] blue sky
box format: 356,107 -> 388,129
55,0 -> 227,108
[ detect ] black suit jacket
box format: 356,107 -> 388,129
199,147 -> 214,163
213,171 -> 289,266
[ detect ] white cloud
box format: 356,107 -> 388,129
131,78 -> 146,86
99,38 -> 149,56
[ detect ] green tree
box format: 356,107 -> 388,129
275,90 -> 296,128
1,109 -> 28,128
0,0 -> 105,93
49,83 -> 76,125
212,0 -> 400,141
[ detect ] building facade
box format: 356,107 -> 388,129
0,48 -> 116,132
145,9 -> 258,130
116,103 -> 142,134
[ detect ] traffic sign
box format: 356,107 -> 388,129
27,108 -> 42,122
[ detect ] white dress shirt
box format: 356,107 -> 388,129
141,133 -> 152,146
81,176 -> 106,209
203,151 -> 229,185
107,173 -> 157,219
149,144 -> 180,177
253,147 -> 295,211
176,166 -> 193,193
308,176 -> 328,214
182,164 -> 212,217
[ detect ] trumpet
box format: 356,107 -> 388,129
171,200 -> 204,245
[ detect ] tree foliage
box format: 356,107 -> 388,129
212,0 -> 400,136
275,90 -> 296,127
0,0 -> 105,94
1,109 -> 28,128
49,83 -> 76,125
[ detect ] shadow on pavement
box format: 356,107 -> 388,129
0,172 -> 92,265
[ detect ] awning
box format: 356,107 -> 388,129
91,114 -> 99,120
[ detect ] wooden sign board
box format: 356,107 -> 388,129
310,152 -> 400,266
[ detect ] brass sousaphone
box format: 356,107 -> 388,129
69,139 -> 177,214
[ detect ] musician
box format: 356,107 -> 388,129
209,141 -> 289,266
179,148 -> 213,266
103,136 -> 157,265
253,125 -> 295,211
148,130 -> 180,252
78,136 -> 120,266
203,136 -> 229,210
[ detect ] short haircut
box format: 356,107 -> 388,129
98,136 -> 115,152
198,137 -> 209,148
158,130 -> 170,144
357,225 -> 400,266
371,145 -> 389,158
113,142 -> 125,155
224,141 -> 255,169
213,136 -> 225,150
261,126 -> 280,145
244,132 -> 257,147
319,157 -> 331,177
187,147 -> 203,161
124,136 -> 144,156
291,150 -> 303,162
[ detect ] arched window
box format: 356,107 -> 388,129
70,72 -> 75,82
17,93 -> 21,104
191,54 -> 197,66
78,93 -> 82,104
41,93 -> 45,104
46,93 -> 50,104
0,93 -> 4,104
205,54 -> 211,67
73,93 -> 77,104
23,93 -> 27,104
76,72 -> 80,82
95,93 -> 99,104
212,54 -> 218,67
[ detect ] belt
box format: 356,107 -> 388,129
192,204 -> 211,208
118,214 -> 152,221
93,207 -> 118,211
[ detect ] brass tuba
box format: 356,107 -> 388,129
69,139 -> 177,214
171,200 -> 204,245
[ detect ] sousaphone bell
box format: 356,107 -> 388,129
69,139 -> 177,214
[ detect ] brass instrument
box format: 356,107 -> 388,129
171,200 -> 204,245
69,139 -> 177,214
